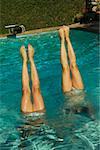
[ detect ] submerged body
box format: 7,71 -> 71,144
64,89 -> 94,119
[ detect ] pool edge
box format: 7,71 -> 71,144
0,22 -> 99,38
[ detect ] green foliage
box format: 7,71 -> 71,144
0,0 -> 84,34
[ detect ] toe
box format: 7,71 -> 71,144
20,45 -> 25,53
28,44 -> 33,50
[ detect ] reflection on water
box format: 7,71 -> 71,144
0,102 -> 99,150
15,114 -> 64,149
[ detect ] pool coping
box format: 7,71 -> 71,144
0,22 -> 99,38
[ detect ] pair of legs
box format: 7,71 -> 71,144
59,26 -> 84,93
20,44 -> 45,113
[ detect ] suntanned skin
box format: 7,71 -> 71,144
59,26 -> 84,93
20,44 -> 45,113
59,26 -> 95,119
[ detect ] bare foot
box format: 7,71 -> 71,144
63,26 -> 70,39
20,45 -> 27,61
59,28 -> 65,41
28,44 -> 35,60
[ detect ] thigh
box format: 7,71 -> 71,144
62,66 -> 72,92
32,85 -> 45,112
70,64 -> 84,90
21,90 -> 33,113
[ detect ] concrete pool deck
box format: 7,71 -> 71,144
0,22 -> 99,38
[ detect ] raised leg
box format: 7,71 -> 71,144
28,44 -> 45,112
64,26 -> 84,90
59,28 -> 72,93
20,46 -> 33,113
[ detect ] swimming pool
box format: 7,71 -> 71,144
0,30 -> 99,150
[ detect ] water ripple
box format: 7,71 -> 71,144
0,30 -> 99,150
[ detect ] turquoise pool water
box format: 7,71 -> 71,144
0,30 -> 99,150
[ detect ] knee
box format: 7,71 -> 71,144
22,87 -> 30,95
32,83 -> 40,93
70,62 -> 78,70
62,64 -> 70,72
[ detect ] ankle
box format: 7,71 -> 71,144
29,57 -> 33,62
61,38 -> 65,43
65,36 -> 70,42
